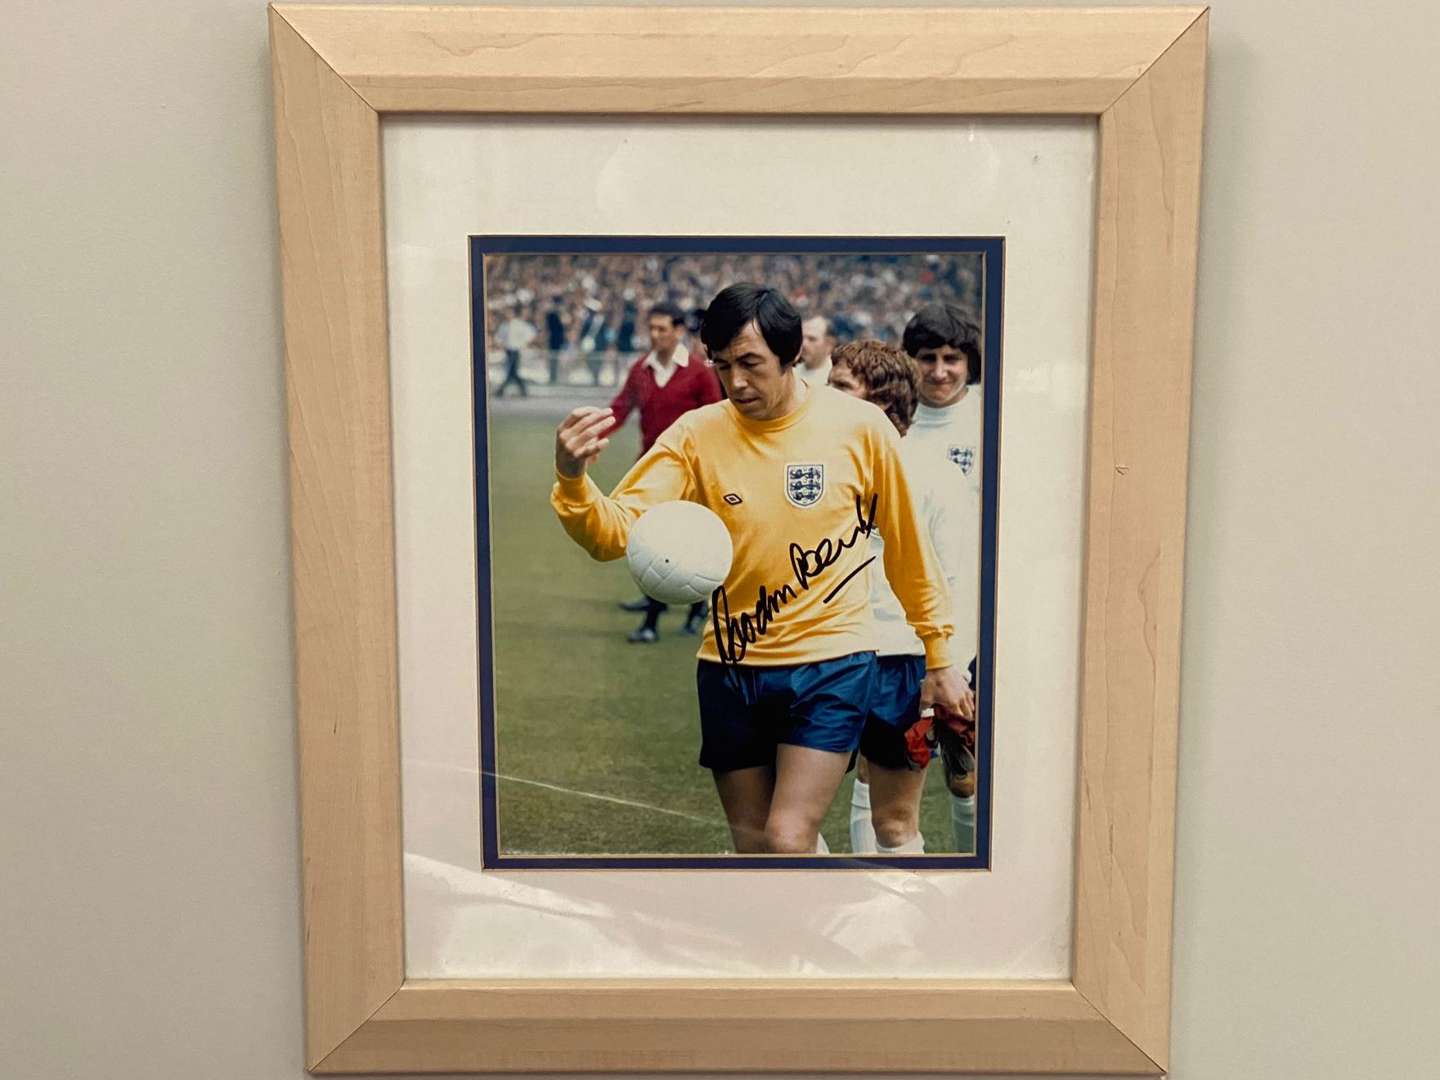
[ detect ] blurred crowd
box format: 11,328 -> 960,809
485,251 -> 982,388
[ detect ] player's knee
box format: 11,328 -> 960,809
764,817 -> 819,854
872,807 -> 919,849
729,822 -> 768,854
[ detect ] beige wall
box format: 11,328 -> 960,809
4,1 -> 1437,1077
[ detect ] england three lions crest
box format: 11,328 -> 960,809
784,463 -> 825,507
947,445 -> 977,476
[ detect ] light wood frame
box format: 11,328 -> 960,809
271,4 -> 1207,1074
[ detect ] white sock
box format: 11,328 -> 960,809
951,793 -> 977,853
849,779 -> 877,854
877,832 -> 925,855
815,832 -> 830,854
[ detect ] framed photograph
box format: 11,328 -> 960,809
271,4 -> 1207,1074
473,235 -> 1002,870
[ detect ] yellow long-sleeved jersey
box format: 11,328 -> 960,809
551,386 -> 955,669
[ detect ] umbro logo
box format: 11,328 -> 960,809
723,493 -> 743,506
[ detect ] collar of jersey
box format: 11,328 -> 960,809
643,344 -> 689,372
725,379 -> 815,433
913,396 -> 970,427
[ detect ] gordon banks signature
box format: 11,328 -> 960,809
710,493 -> 879,667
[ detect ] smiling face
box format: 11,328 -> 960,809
912,344 -> 971,407
708,321 -> 801,421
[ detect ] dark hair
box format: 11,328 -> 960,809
647,301 -> 686,328
830,340 -> 920,436
699,283 -> 802,367
901,303 -> 982,384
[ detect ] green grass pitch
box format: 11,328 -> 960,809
487,408 -> 960,856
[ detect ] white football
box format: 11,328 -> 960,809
626,501 -> 734,606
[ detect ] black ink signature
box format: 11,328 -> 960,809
711,494 -> 879,669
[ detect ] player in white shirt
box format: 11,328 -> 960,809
898,303 -> 985,851
828,341 -> 975,855
796,315 -> 835,387
494,309 -> 538,398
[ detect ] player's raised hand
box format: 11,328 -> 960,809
555,407 -> 614,478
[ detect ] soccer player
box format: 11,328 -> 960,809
551,284 -> 972,854
605,301 -> 725,641
828,341 -> 972,854
900,302 -> 984,851
796,315 -> 836,387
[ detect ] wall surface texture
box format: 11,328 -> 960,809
4,1 -> 1438,1078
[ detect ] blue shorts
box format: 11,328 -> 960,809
857,654 -> 929,770
696,652 -> 878,773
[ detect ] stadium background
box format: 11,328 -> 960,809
485,250 -> 983,855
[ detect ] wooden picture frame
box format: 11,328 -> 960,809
270,4 -> 1207,1074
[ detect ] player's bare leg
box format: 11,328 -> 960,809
764,745 -> 851,853
712,766 -> 774,854
866,760 -> 928,852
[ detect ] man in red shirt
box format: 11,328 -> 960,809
608,301 -> 724,642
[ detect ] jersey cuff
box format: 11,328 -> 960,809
552,469 -> 595,504
921,633 -> 955,670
